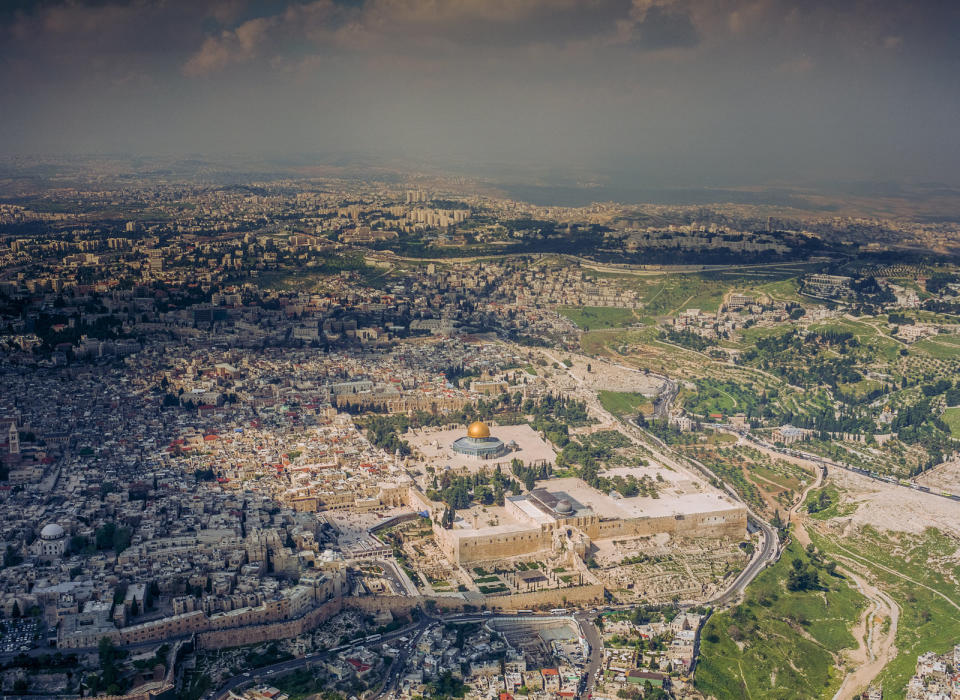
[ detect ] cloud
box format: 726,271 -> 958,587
183,15 -> 277,76
631,4 -> 699,50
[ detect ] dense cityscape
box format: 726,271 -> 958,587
3,1 -> 960,699
0,167 -> 956,700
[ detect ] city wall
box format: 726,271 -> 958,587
585,508 -> 747,542
433,506 -> 746,565
197,598 -> 343,650
481,583 -> 605,610
347,584 -> 604,616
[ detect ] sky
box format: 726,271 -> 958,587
1,0 -> 959,188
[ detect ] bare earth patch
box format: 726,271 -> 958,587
827,468 -> 960,537
914,459 -> 960,497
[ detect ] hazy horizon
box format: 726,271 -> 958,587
2,0 -> 959,190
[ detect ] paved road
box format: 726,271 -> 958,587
625,416 -> 781,607
207,619 -> 432,700
710,424 -> 960,504
573,611 -> 603,697
207,612 -> 502,700
652,377 -> 678,421
707,512 -> 777,607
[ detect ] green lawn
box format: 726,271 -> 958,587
941,406 -> 960,435
837,378 -> 885,398
757,277 -> 805,303
912,335 -> 960,360
803,484 -> 856,520
695,540 -> 864,699
557,306 -> 639,330
598,390 -> 652,416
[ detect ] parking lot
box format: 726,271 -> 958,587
0,618 -> 45,653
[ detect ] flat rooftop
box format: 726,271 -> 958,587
545,475 -> 743,520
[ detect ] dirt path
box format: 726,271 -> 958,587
822,537 -> 960,613
832,567 -> 900,700
789,461 -> 824,547
785,464 -> 899,699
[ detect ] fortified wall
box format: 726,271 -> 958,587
433,502 -> 747,566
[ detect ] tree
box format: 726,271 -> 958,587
3,545 -> 23,568
98,636 -> 125,694
523,471 -> 536,492
787,559 -> 820,591
69,535 -> 90,555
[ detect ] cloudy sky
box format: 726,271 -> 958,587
1,0 -> 958,187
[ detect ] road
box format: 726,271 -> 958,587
539,347 -> 780,606
207,618 -> 433,700
573,610 -> 604,697
371,558 -> 419,597
652,377 -> 678,420
710,423 -> 960,504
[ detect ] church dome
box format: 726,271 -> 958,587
467,421 -> 491,439
40,523 -> 65,540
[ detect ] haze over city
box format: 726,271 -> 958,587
2,0 -> 960,189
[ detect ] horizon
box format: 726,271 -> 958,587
1,0 -> 959,190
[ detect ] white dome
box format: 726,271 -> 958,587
555,500 -> 573,514
40,523 -> 65,540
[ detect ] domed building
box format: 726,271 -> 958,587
31,523 -> 67,558
451,421 -> 511,460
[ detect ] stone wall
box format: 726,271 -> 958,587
433,505 -> 746,565
339,584 -> 605,617
482,584 -> 605,610
197,598 -> 343,650
586,507 -> 746,541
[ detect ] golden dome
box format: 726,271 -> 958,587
467,421 -> 491,439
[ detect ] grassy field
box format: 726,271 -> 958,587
756,276 -> 806,303
809,318 -> 904,363
737,325 -> 794,347
597,390 -> 652,417
810,527 -> 960,699
803,484 -> 856,520
912,335 -> 960,360
557,306 -> 639,330
695,540 -> 864,699
634,275 -> 727,316
837,378 -> 885,398
941,406 -> 960,435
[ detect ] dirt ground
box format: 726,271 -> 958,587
828,468 -> 960,537
914,459 -> 960,497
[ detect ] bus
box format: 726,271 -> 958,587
549,608 -> 568,615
